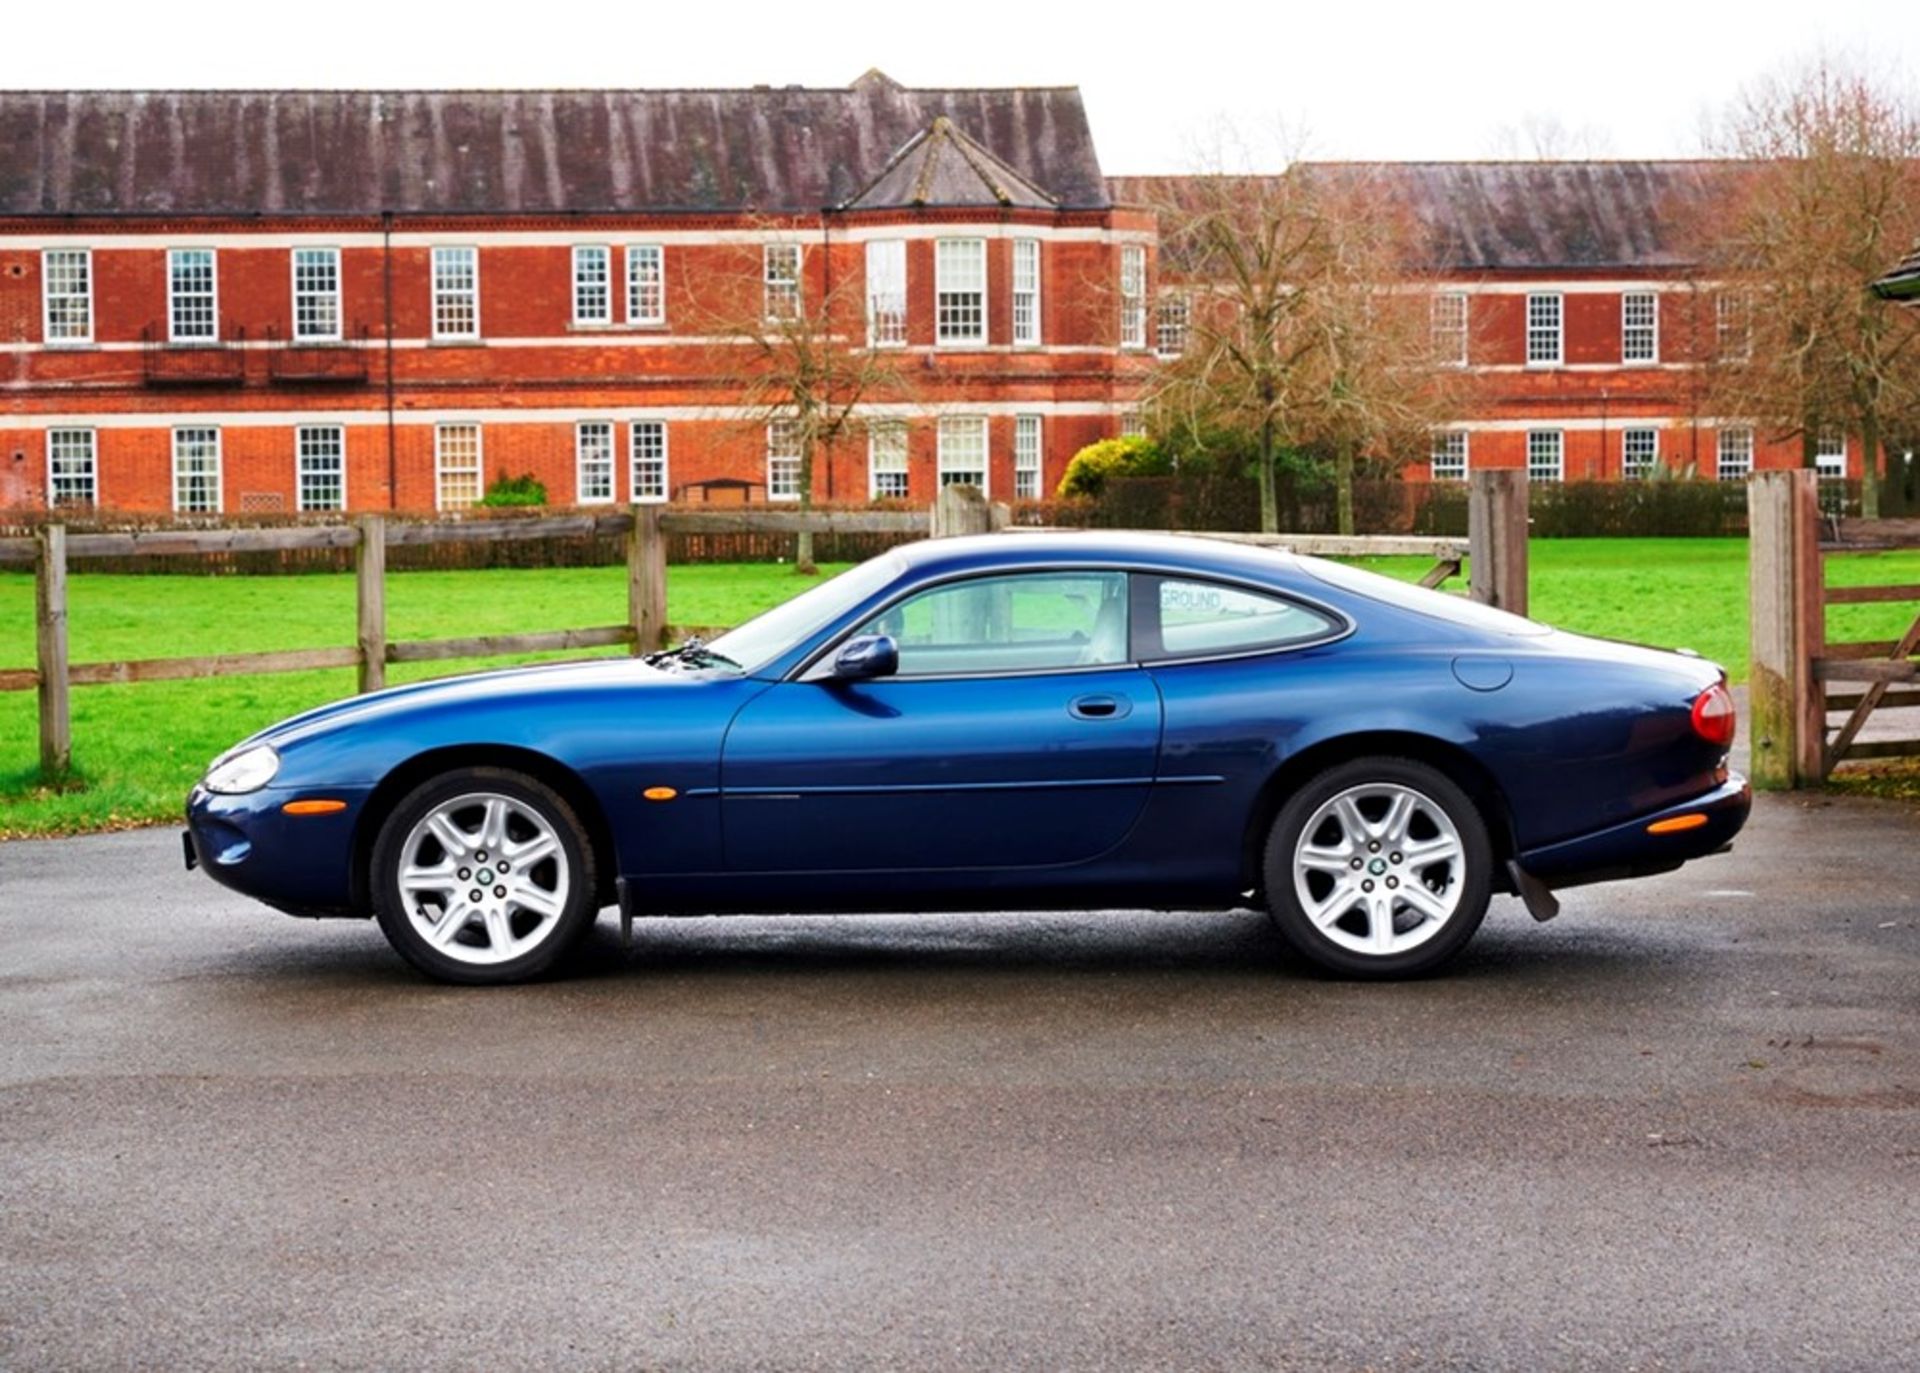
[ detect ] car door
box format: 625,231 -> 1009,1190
720,569 -> 1162,873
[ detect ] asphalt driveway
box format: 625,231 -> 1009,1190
2,787 -> 1917,1370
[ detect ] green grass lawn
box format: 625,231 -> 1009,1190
3,539 -> 1917,837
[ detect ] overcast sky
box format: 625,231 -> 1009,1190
6,0 -> 1915,171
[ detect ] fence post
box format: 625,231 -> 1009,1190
932,484 -> 993,537
630,504 -> 667,653
35,524 -> 71,782
356,515 -> 387,694
1468,470 -> 1528,614
1748,470 -> 1824,789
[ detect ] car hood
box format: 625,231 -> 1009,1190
247,656 -> 702,751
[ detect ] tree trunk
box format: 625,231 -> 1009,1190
1335,442 -> 1356,536
1257,416 -> 1278,534
1860,416 -> 1882,521
1800,426 -> 1819,469
795,436 -> 819,575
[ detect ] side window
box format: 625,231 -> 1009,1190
1147,577 -> 1337,659
855,572 -> 1129,677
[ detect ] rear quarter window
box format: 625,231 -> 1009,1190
1143,576 -> 1341,659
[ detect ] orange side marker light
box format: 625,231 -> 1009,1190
643,786 -> 678,802
1647,813 -> 1708,835
282,799 -> 348,816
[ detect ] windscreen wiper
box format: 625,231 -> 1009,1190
644,636 -> 743,672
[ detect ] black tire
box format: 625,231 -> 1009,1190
371,766 -> 599,985
1262,756 -> 1493,979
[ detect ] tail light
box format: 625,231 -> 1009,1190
1691,681 -> 1737,748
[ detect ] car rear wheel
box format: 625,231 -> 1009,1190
1263,757 -> 1492,978
372,767 -> 598,985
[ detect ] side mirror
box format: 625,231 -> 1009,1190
831,634 -> 899,682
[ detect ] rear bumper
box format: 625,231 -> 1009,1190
1517,773 -> 1751,889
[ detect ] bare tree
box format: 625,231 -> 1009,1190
1139,165 -> 1333,533
1288,167 -> 1467,533
1140,152 -> 1462,533
692,225 -> 915,572
1687,57 -> 1920,516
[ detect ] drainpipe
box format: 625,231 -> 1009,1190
382,211 -> 398,510
1599,389 -> 1609,480
820,207 -> 835,503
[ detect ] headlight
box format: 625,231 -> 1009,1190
203,744 -> 280,794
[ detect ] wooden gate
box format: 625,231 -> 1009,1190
1748,470 -> 1920,788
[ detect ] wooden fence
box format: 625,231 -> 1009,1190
7,476 -> 1526,785
1004,469 -> 1529,614
1748,469 -> 1920,788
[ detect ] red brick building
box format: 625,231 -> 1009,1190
0,74 -> 1156,514
1113,162 -> 1868,486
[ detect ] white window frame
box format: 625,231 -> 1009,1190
1155,294 -> 1190,359
626,244 -> 665,326
168,248 -> 219,343
572,245 -> 612,327
431,246 -> 480,341
1013,414 -> 1043,500
631,420 -> 669,503
1431,291 -> 1468,366
1120,245 -> 1147,349
575,420 -> 616,505
1815,431 -> 1847,480
1120,413 -> 1147,439
47,427 -> 98,508
766,419 -> 803,501
1621,291 -> 1658,365
1715,293 -> 1751,363
1527,429 -> 1564,483
1716,427 -> 1754,483
935,238 -> 987,346
434,422 -> 484,510
42,248 -> 93,345
865,239 -> 907,347
764,244 -> 803,321
291,247 -> 342,343
936,415 -> 989,494
868,421 -> 910,500
1622,427 -> 1660,480
295,424 -> 346,512
1430,430 -> 1468,482
171,426 -> 223,513
1525,292 -> 1562,367
1011,238 -> 1041,347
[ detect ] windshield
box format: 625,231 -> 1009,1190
1298,554 -> 1552,636
706,551 -> 907,674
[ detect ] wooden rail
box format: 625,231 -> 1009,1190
6,505 -> 931,783
1748,470 -> 1920,787
999,467 -> 1526,612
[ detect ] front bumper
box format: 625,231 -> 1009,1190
1517,772 -> 1751,889
184,783 -> 373,918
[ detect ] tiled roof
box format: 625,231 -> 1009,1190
1111,161 -> 1739,270
843,116 -> 1056,210
0,71 -> 1108,217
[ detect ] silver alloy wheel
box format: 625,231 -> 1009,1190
396,791 -> 571,967
1291,781 -> 1467,957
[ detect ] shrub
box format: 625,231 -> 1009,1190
1057,436 -> 1172,499
479,472 -> 548,508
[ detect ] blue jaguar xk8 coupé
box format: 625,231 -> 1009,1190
185,533 -> 1749,983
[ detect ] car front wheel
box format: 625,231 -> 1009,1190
1263,757 -> 1492,978
371,766 -> 598,985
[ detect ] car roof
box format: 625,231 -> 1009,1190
891,531 -> 1306,584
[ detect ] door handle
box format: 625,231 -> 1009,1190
1069,694 -> 1131,720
